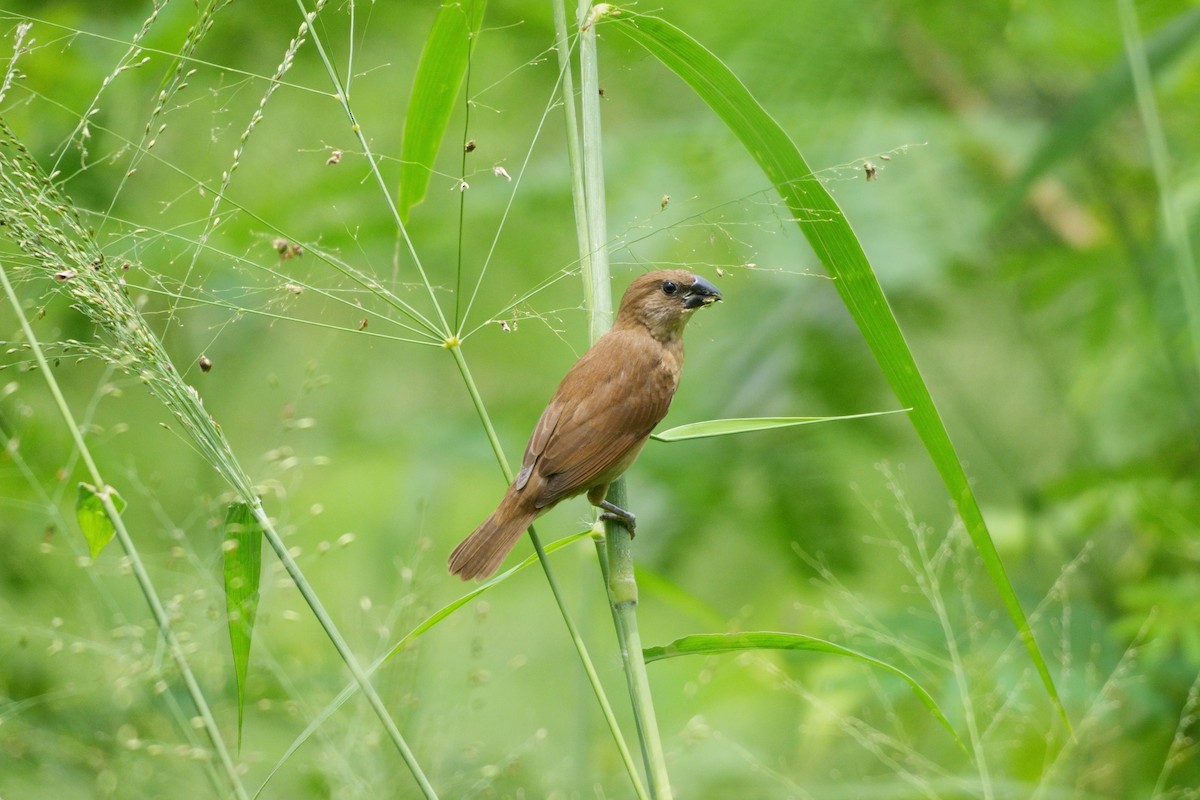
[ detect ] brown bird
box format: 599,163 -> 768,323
449,270 -> 722,580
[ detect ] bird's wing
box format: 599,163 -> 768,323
531,331 -> 677,507
516,398 -> 561,492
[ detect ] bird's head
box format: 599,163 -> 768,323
614,269 -> 722,340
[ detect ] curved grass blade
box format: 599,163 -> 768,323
605,8 -> 1071,731
223,501 -> 263,748
76,482 -> 126,558
397,0 -> 487,223
651,410 -> 908,442
644,631 -> 965,751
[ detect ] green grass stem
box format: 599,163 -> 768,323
575,4 -> 672,796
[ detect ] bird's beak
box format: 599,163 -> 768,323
683,276 -> 723,309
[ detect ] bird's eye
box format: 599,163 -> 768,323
661,280 -> 678,295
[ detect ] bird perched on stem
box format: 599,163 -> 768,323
449,269 -> 722,580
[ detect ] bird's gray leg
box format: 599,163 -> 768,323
597,500 -> 636,536
587,484 -> 637,536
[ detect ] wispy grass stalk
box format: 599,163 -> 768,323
0,117 -> 437,797
0,236 -> 248,800
885,469 -> 993,799
176,5 -> 314,334
1029,614 -> 1153,799
93,0 -> 224,224
1150,667 -> 1200,798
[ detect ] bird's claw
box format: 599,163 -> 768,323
598,502 -> 637,537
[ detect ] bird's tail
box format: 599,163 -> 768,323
448,491 -> 540,580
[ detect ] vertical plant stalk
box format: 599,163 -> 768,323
0,265 -> 249,800
577,2 -> 614,341
553,0 -> 594,294
554,8 -> 605,781
575,3 -> 672,797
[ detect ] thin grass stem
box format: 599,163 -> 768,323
294,0 -> 451,337
250,501 -> 439,798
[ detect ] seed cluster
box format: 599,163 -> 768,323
0,118 -> 255,499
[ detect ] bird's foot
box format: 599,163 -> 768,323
598,500 -> 636,537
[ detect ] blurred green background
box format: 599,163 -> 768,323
2,0 -> 1199,797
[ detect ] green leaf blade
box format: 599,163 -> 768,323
75,482 -> 126,558
397,0 -> 487,223
645,631 -> 965,750
652,410 -> 908,442
609,10 -> 1070,732
223,501 -> 263,748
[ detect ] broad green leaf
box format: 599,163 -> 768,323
644,631 -> 964,750
652,410 -> 908,442
606,9 -> 1071,731
75,482 -> 126,558
223,501 -> 263,748
997,7 -> 1200,223
397,0 -> 487,223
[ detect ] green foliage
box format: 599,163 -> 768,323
1,1 -> 1198,798
75,482 -> 125,558
222,501 -> 262,749
652,410 -> 908,442
398,0 -> 488,224
999,6 -> 1200,220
